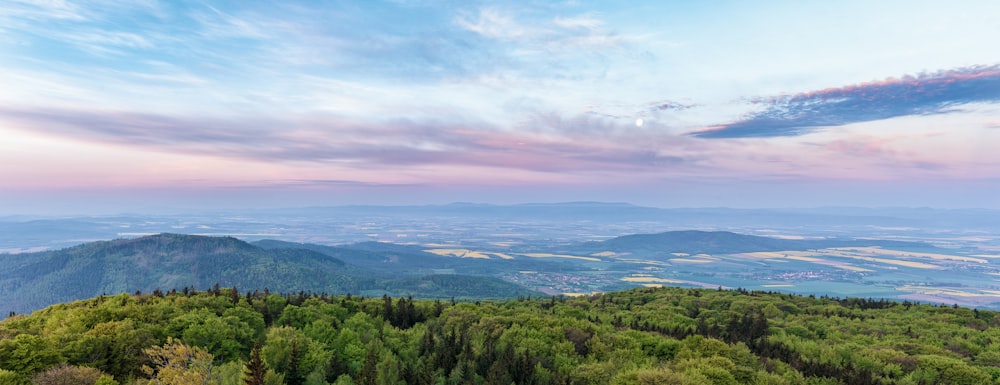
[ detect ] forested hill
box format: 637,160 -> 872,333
0,234 -> 536,315
1,287 -> 999,385
570,230 -> 930,255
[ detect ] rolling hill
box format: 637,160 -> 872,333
0,234 -> 536,316
569,230 -> 931,256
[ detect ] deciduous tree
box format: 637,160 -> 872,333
141,337 -> 217,385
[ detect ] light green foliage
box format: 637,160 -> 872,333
261,326 -> 330,382
374,349 -> 402,385
0,368 -> 29,385
94,376 -> 119,385
263,370 -> 284,385
304,367 -> 328,385
212,361 -> 244,385
0,287 -> 999,385
0,334 -> 61,374
172,309 -> 244,362
611,366 -> 709,385
66,318 -> 152,379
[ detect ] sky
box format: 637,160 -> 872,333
2,0 -> 1000,214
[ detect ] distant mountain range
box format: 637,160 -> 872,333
3,203 -> 997,253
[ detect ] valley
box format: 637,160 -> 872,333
3,204 -> 1000,315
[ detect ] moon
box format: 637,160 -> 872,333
635,118 -> 644,127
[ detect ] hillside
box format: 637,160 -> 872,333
252,239 -> 489,274
570,230 -> 931,256
0,234 -> 536,315
5,229 -> 997,318
1,287 -> 998,384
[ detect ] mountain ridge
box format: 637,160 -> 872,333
570,230 -> 932,256
0,233 -> 536,316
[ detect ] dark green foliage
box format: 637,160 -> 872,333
2,287 -> 1000,385
358,343 -> 378,385
243,343 -> 266,385
285,340 -> 304,385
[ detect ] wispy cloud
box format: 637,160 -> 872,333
1,0 -> 88,21
5,1 -> 1000,210
0,106 -> 708,174
456,7 -> 531,40
692,65 -> 1000,138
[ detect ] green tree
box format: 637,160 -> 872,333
0,334 -> 61,374
68,319 -> 151,380
243,344 -> 267,385
286,341 -> 305,385
357,343 -> 378,385
212,361 -> 244,385
0,368 -> 29,385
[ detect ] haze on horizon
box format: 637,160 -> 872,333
2,1 -> 1000,215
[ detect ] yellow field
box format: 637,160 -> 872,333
848,256 -> 936,269
621,276 -> 683,283
830,247 -> 988,264
424,249 -> 491,259
781,255 -> 875,272
483,252 -> 515,260
896,285 -> 1000,298
669,258 -> 713,264
591,251 -> 617,257
615,258 -> 671,266
835,265 -> 876,272
749,249 -> 939,270
519,253 -> 602,262
745,251 -> 815,259
820,249 -> 941,269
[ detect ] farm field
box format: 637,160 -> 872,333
415,241 -> 1000,309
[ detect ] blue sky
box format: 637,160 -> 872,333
2,1 -> 1000,213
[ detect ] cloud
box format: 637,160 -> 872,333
455,7 -> 530,40
652,101 -> 697,111
553,14 -> 604,30
0,106 -> 706,174
691,65 -> 1000,138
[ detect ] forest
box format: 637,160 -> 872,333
1,286 -> 999,385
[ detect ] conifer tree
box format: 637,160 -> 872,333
358,343 -> 378,385
244,344 -> 267,385
286,340 -> 305,385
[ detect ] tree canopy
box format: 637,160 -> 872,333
0,286 -> 998,384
